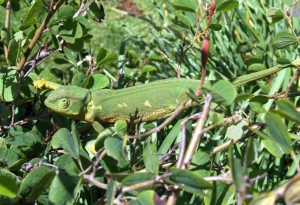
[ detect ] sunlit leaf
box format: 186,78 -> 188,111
273,31 -> 297,49
265,112 -> 291,154
173,0 -> 197,12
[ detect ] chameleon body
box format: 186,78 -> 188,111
44,59 -> 300,123
45,79 -> 199,123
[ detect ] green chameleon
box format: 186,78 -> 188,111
44,60 -> 300,123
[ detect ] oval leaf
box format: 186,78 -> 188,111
0,67 -> 19,102
173,14 -> 193,29
0,175 -> 18,198
164,167 -> 213,195
143,139 -> 159,175
173,0 -> 197,12
20,166 -> 56,202
104,136 -> 129,168
265,112 -> 291,153
216,1 -> 239,12
204,80 -> 237,106
48,173 -> 82,205
273,31 -> 297,49
51,128 -> 79,159
277,99 -> 300,123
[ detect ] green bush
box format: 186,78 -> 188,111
0,0 -> 300,204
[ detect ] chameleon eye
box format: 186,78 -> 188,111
58,98 -> 70,109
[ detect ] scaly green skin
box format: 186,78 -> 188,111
44,59 -> 300,123
45,79 -> 199,123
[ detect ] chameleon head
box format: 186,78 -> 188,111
45,86 -> 91,120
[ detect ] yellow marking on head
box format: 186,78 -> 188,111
144,100 -> 152,108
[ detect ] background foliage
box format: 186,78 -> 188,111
0,0 -> 300,204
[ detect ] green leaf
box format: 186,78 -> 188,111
59,19 -> 83,43
7,126 -> 42,155
164,167 -> 212,195
20,0 -> 43,29
141,65 -> 157,73
204,183 -> 235,205
250,127 -> 285,157
0,169 -> 20,199
231,158 -> 243,191
265,112 -> 291,154
95,128 -> 114,150
114,120 -> 127,136
276,57 -> 291,67
225,120 -> 248,140
104,136 -> 129,168
266,8 -> 284,24
54,154 -> 81,176
71,72 -> 85,86
216,0 -> 239,12
204,80 -> 237,106
249,96 -> 268,113
236,42 -> 253,53
7,39 -> 18,66
173,0 -> 197,12
210,18 -> 222,31
143,139 -> 159,175
20,166 -> 56,202
273,31 -> 297,49
248,64 -> 266,72
51,128 -> 79,159
277,100 -> 300,123
89,1 -> 105,20
137,190 -> 164,205
0,175 -> 18,198
57,5 -> 75,20
0,148 -> 19,168
1,28 -> 10,45
96,48 -> 108,64
173,14 -> 193,29
97,53 -> 118,67
48,172 -> 82,205
244,56 -> 263,66
262,138 -> 285,158
158,119 -> 183,155
84,74 -> 109,90
121,172 -> 154,194
106,181 -> 117,205
63,47 -> 78,68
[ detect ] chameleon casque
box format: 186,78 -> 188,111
44,60 -> 300,123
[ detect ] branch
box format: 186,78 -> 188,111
17,0 -> 66,71
182,94 -> 212,168
128,103 -> 187,139
4,0 -> 11,60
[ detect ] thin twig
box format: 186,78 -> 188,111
176,113 -> 202,168
4,0 -> 11,59
285,67 -> 300,98
82,174 -> 108,189
121,173 -> 172,193
128,103 -> 187,139
182,94 -> 212,168
17,0 -> 66,71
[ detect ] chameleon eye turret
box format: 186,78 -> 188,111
45,85 -> 92,120
58,98 -> 70,109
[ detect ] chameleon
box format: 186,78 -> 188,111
44,60 -> 300,123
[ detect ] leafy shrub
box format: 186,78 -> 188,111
0,0 -> 300,204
